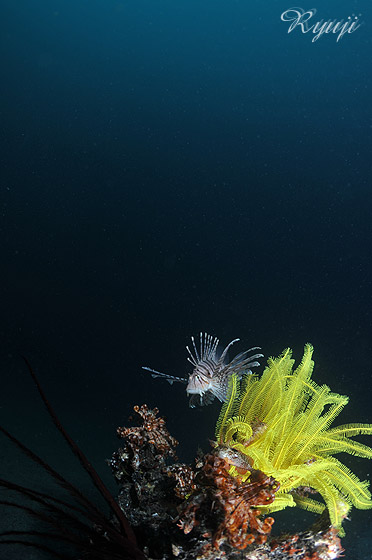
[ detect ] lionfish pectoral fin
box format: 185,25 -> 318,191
188,394 -> 202,408
211,384 -> 228,403
201,390 -> 216,406
189,391 -> 216,407
141,367 -> 188,384
247,361 -> 261,368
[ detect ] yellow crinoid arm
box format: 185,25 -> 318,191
292,495 -> 326,515
271,343 -> 316,468
315,456 -> 372,511
316,434 -> 372,459
257,492 -> 296,514
215,374 -> 239,443
286,393 -> 349,467
238,348 -> 293,426
224,417 -> 253,444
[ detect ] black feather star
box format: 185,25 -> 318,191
0,357 -> 145,560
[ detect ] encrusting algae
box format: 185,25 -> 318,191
215,343 -> 372,536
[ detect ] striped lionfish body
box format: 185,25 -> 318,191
142,333 -> 263,407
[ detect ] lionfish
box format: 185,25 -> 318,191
142,333 -> 263,407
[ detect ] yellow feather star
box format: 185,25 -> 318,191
215,344 -> 372,535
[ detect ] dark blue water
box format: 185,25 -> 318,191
1,1 -> 372,558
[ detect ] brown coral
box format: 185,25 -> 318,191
207,454 -> 278,549
117,404 -> 178,468
178,453 -> 279,550
165,464 -> 197,499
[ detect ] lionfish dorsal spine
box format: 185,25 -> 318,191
206,333 -> 219,360
186,340 -> 198,366
218,338 -> 240,364
187,332 -> 220,366
228,348 -> 263,367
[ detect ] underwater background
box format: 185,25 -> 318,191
1,0 -> 372,558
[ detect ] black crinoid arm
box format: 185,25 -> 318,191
0,357 -> 145,560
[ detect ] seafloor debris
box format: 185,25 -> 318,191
109,403 -> 344,560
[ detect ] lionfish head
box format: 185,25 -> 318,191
185,333 -> 220,404
186,370 -> 213,396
